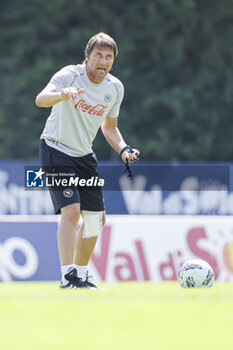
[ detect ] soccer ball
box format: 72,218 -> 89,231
178,259 -> 215,288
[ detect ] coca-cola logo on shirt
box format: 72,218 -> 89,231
75,99 -> 107,117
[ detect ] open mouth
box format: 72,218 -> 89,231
97,68 -> 107,73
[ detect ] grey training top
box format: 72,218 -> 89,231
41,64 -> 124,157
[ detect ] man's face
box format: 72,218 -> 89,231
85,46 -> 114,84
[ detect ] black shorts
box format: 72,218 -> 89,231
39,140 -> 105,214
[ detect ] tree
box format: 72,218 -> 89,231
0,0 -> 232,160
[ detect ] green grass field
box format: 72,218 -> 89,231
0,281 -> 233,350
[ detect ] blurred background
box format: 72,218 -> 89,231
0,0 -> 233,283
1,0 -> 232,161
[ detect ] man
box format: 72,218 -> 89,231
36,32 -> 140,289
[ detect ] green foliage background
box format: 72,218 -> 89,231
0,0 -> 232,160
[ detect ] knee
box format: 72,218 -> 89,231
61,203 -> 80,226
81,210 -> 105,238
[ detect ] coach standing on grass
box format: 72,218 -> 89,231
35,32 -> 140,289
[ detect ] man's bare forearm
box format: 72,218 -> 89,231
35,91 -> 62,108
102,126 -> 127,154
35,86 -> 85,108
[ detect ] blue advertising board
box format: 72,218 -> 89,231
0,220 -> 60,281
0,160 -> 233,215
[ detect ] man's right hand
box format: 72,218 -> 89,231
36,85 -> 85,108
59,87 -> 85,101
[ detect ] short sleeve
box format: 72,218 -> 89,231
48,65 -> 74,92
107,81 -> 124,118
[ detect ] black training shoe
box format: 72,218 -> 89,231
60,268 -> 87,289
84,273 -> 99,289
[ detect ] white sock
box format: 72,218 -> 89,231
61,264 -> 75,286
75,265 -> 88,281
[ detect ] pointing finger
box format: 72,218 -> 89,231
77,88 -> 85,95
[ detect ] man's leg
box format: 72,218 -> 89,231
74,211 -> 106,283
75,223 -> 98,266
58,203 -> 89,288
57,203 -> 80,266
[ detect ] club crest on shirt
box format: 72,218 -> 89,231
104,93 -> 112,103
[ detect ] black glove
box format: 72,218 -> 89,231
120,145 -> 139,162
120,145 -> 140,179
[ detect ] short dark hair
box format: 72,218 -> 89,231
85,32 -> 118,60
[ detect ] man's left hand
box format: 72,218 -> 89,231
121,147 -> 140,163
